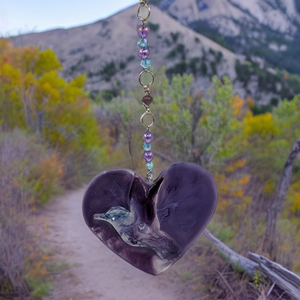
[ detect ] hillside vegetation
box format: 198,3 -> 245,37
10,1 -> 300,107
97,66 -> 300,298
0,40 -> 114,299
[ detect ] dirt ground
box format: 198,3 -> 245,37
38,188 -> 194,300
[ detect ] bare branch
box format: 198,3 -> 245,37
216,270 -> 239,300
152,150 -> 173,163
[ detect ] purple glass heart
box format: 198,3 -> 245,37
82,162 -> 218,275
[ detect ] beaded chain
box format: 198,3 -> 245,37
137,0 -> 155,182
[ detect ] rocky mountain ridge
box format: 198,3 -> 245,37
10,1 -> 300,103
158,0 -> 299,34
11,6 -> 238,97
156,0 -> 300,75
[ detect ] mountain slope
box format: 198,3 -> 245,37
10,3 -> 300,103
11,5 -> 237,97
157,0 -> 300,75
164,0 -> 299,34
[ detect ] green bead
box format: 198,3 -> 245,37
146,161 -> 154,170
137,38 -> 147,48
141,59 -> 151,69
143,143 -> 151,151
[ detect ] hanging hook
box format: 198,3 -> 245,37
138,0 -> 151,23
139,0 -> 148,5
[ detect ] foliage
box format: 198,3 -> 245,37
2,36 -> 300,298
100,66 -> 300,285
239,95 -> 300,268
100,68 -> 245,169
296,0 -> 300,13
151,73 -> 244,167
190,15 -> 300,76
28,151 -> 62,205
165,45 -> 224,79
165,44 -> 186,59
100,61 -> 116,82
95,90 -> 145,172
0,39 -> 109,187
243,95 -> 300,185
0,130 -> 61,298
0,41 -> 112,298
147,22 -> 160,32
235,59 -> 300,101
244,112 -> 278,139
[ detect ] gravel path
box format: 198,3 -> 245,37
40,188 -> 189,300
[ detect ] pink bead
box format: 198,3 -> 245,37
139,48 -> 150,59
142,132 -> 153,143
138,25 -> 150,38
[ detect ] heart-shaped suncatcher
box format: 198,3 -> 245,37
83,163 -> 218,275
82,1 -> 218,276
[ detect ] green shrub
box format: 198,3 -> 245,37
148,22 -> 160,32
100,61 -> 117,82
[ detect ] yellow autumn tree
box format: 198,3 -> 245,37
0,39 -> 110,186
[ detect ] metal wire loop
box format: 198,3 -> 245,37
137,3 -> 151,23
139,69 -> 154,88
147,170 -> 154,182
140,109 -> 155,129
143,86 -> 151,95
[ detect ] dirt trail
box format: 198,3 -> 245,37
40,188 -> 189,300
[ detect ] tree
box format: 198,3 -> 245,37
0,40 -> 110,186
154,73 -> 243,168
243,95 -> 300,259
99,68 -> 245,172
263,96 -> 300,258
264,136 -> 300,258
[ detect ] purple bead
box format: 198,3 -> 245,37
139,48 -> 150,59
143,151 -> 154,162
138,25 -> 150,38
142,132 -> 153,143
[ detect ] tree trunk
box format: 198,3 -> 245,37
190,93 -> 202,163
21,86 -> 35,130
264,136 -> 300,259
37,110 -> 44,142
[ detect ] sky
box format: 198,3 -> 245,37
0,0 -> 138,37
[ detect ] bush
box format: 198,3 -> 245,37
0,132 -> 35,294
0,40 -> 112,299
0,41 -> 110,189
100,61 -> 116,82
28,151 -> 62,205
148,22 -> 160,32
0,130 -> 61,296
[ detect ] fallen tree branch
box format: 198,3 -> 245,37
203,229 -> 258,276
248,252 -> 300,300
